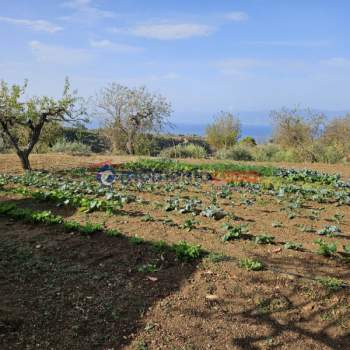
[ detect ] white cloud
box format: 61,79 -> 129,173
218,58 -> 268,77
29,40 -> 92,65
225,11 -> 249,22
244,40 -> 329,48
89,39 -> 143,53
0,16 -> 62,33
119,23 -> 214,40
61,0 -> 116,21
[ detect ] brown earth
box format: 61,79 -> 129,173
1,153 -> 350,178
1,154 -> 350,349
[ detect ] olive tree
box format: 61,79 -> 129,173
0,79 -> 85,170
205,111 -> 241,150
94,83 -> 172,154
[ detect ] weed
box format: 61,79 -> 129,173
141,214 -> 155,222
137,263 -> 158,273
207,252 -> 229,262
151,240 -> 168,253
79,222 -> 103,235
254,234 -> 275,245
239,258 -> 264,271
317,276 -> 344,291
130,235 -> 145,245
222,224 -> 247,242
181,219 -> 198,231
315,239 -> 337,257
172,241 -> 202,262
106,229 -> 122,237
284,241 -> 303,251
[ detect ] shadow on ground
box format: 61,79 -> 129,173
0,199 -> 201,350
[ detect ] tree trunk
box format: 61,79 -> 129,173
17,151 -> 31,171
126,139 -> 135,155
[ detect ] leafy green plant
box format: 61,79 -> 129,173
221,224 -> 247,242
343,244 -> 350,254
201,205 -> 227,220
238,258 -> 264,271
79,222 -> 103,235
141,214 -> 155,222
0,202 -> 16,214
315,239 -> 337,257
172,241 -> 202,262
254,234 -> 275,245
151,240 -> 167,253
130,236 -> 145,245
284,241 -> 303,251
30,211 -> 63,225
317,276 -> 343,291
137,263 -> 158,273
181,219 -> 198,232
318,225 -> 341,237
63,220 -> 81,232
106,229 -> 122,237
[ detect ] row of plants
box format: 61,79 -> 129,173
0,201 -> 203,262
220,223 -> 350,258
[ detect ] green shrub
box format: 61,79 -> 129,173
253,144 -> 299,162
216,145 -> 253,161
172,241 -> 202,261
50,139 -> 92,155
315,239 -> 337,256
160,143 -> 208,159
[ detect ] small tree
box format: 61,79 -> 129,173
271,107 -> 325,162
0,78 -> 85,170
94,83 -> 172,154
322,114 -> 350,159
206,111 -> 241,150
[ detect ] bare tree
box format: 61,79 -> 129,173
0,78 -> 86,170
271,107 -> 325,162
94,83 -> 172,154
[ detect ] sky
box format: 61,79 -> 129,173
0,0 -> 350,128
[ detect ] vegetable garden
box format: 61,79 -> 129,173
1,157 -> 350,349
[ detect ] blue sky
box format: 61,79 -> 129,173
1,0 -> 349,127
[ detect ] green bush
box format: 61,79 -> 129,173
216,145 -> 253,161
50,139 -> 92,155
160,143 -> 208,158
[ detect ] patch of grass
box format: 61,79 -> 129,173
151,240 -> 168,253
106,228 -> 122,237
130,235 -> 145,245
317,276 -> 344,292
207,252 -> 229,263
79,222 -> 103,235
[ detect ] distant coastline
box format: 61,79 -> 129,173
166,123 -> 273,142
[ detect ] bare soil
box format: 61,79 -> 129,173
1,154 -> 350,349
